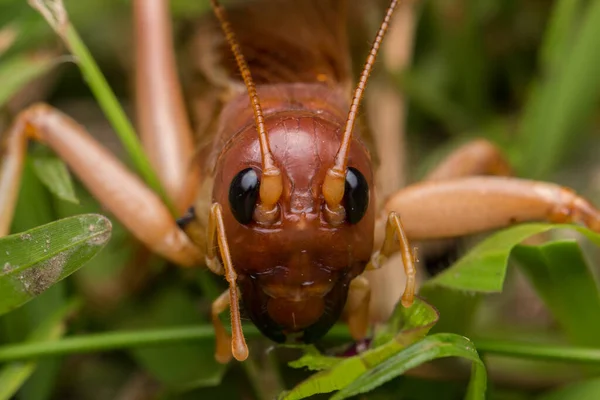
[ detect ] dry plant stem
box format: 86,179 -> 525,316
365,0 -> 418,323
0,25 -> 18,56
373,0 -> 418,196
383,176 -> 600,240
0,104 -> 203,265
241,352 -> 284,400
133,0 -> 198,213
29,0 -> 167,203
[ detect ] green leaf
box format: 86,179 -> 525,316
5,156 -> 66,400
282,297 -> 439,399
0,299 -> 80,400
513,240 -> 600,347
424,223 -> 600,293
0,51 -> 57,107
31,156 -> 79,205
0,214 -> 111,315
539,378 -> 600,400
331,334 -> 486,400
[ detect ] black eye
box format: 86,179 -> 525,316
343,167 -> 369,224
229,168 -> 260,224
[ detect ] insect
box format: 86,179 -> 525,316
2,0 -> 600,364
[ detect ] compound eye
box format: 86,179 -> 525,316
229,168 -> 260,224
343,167 -> 369,224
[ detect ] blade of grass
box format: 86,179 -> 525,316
539,378 -> 600,400
0,325 -> 348,362
516,1 -> 600,178
0,51 -> 57,107
2,325 -> 600,367
475,339 -> 600,365
28,0 -> 171,211
330,333 -> 486,400
0,299 -> 80,400
30,155 -> 79,205
281,298 -> 439,400
539,0 -> 585,73
513,241 -> 600,347
424,223 -> 600,293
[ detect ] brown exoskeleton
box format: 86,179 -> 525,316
2,0 -> 600,364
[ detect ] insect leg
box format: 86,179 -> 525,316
133,0 -> 199,212
380,177 -> 600,241
207,203 -> 248,362
424,139 -> 513,181
211,289 -> 233,364
367,139 -> 513,322
368,212 -> 416,308
0,104 -> 203,266
344,276 -> 371,340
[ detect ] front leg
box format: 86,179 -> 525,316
344,276 -> 371,340
0,104 -> 202,266
205,203 -> 248,362
369,212 -> 417,307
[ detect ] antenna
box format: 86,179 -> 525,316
210,0 -> 282,218
322,0 -> 399,217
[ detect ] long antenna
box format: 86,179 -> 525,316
322,0 -> 399,217
210,0 -> 282,217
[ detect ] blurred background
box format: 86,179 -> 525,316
1,0 -> 600,399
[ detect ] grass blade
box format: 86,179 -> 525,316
0,51 -> 57,107
425,223 -> 600,293
28,0 -> 170,209
331,333 -> 486,400
513,240 -> 600,347
281,298 -> 439,399
0,299 -> 80,400
31,155 -> 79,204
517,1 -> 600,178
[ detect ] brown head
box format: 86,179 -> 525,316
212,107 -> 375,343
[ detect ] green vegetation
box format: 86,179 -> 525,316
1,0 -> 600,399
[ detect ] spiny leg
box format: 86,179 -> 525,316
206,203 -> 248,362
369,212 -> 416,308
0,104 -> 202,265
133,0 -> 199,213
381,176 -> 600,242
344,276 -> 371,340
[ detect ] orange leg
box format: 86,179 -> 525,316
367,139 -> 512,321
206,203 -> 248,362
0,104 -> 202,266
382,176 -> 600,241
133,0 -> 199,213
211,289 -> 233,364
369,212 -> 416,308
423,139 -> 513,181
344,276 -> 371,340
